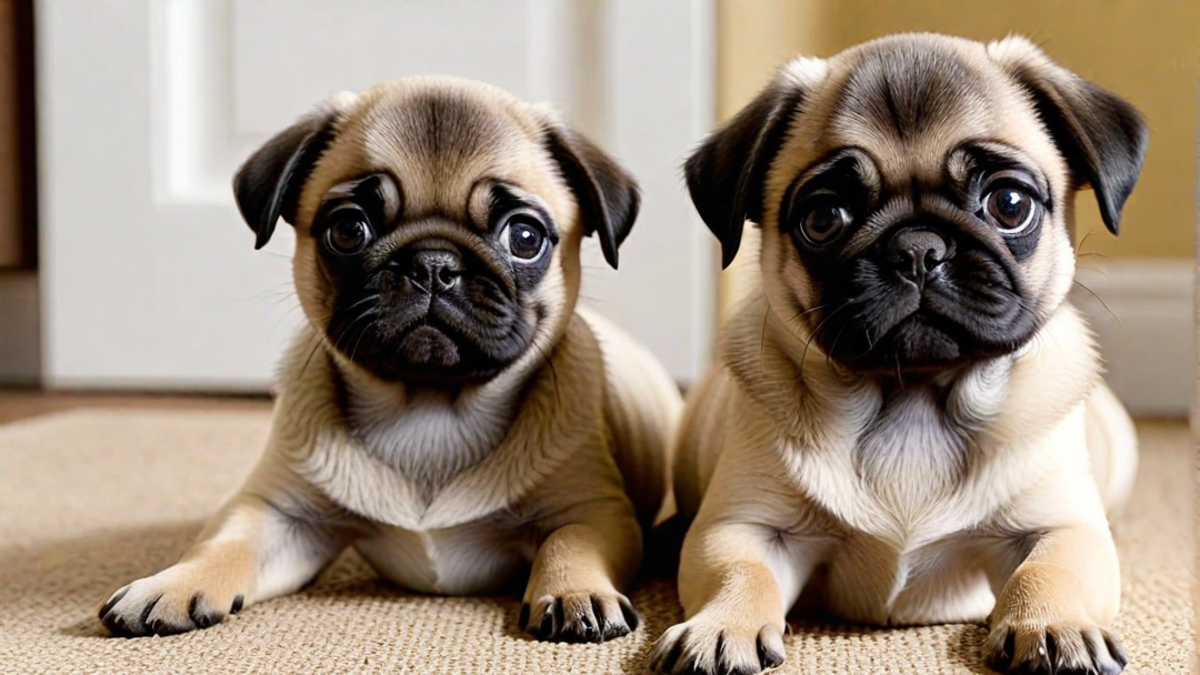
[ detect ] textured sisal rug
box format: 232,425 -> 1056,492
0,410 -> 1191,674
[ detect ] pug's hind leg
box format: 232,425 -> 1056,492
649,520 -> 814,675
98,494 -> 350,637
520,501 -> 643,643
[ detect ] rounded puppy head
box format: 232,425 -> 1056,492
686,33 -> 1147,374
233,77 -> 639,385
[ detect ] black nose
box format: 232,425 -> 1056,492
886,229 -> 950,285
402,249 -> 463,293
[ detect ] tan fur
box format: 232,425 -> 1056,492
98,77 -> 682,643
652,34 -> 1141,675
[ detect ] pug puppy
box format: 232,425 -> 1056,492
97,77 -> 683,643
650,34 -> 1145,675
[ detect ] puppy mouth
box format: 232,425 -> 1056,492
327,278 -> 536,385
348,297 -> 529,384
823,304 -> 1026,374
863,312 -> 969,369
396,323 -> 461,369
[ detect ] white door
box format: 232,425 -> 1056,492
36,0 -> 716,390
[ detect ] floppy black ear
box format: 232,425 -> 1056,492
542,124 -> 640,270
684,80 -> 803,268
996,41 -> 1148,235
232,107 -> 340,249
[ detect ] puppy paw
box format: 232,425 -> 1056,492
519,591 -> 639,643
98,564 -> 247,637
647,612 -> 785,675
985,620 -> 1127,675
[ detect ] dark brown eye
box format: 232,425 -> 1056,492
801,203 -> 851,245
984,188 -> 1036,233
505,218 -> 546,262
323,212 -> 374,255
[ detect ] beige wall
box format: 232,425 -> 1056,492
715,0 -> 1198,316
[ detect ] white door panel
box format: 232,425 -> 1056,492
38,0 -> 715,389
232,0 -> 545,134
580,0 -> 716,382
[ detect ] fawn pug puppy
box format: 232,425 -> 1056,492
651,34 -> 1145,675
98,77 -> 682,643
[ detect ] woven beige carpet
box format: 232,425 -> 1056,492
0,410 -> 1191,675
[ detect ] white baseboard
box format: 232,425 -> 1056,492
0,272 -> 40,385
1072,259 -> 1193,417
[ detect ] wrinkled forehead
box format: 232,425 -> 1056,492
308,86 -> 567,223
775,39 -> 1064,194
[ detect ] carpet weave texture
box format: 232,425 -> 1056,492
0,410 -> 1191,674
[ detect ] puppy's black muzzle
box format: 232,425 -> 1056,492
331,236 -> 534,385
814,223 -> 1035,374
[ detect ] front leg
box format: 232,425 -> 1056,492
520,499 -> 643,643
98,492 -> 350,637
986,523 -> 1127,675
649,519 -> 819,675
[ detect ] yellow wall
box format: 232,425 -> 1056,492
715,0 -> 1198,317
